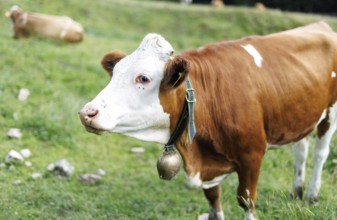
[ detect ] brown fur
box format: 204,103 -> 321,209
159,22 -> 337,215
101,50 -> 127,77
7,6 -> 84,43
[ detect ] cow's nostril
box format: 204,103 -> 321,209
79,104 -> 99,125
87,109 -> 98,118
86,109 -> 98,119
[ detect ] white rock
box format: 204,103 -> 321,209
13,112 -> 19,120
96,169 -> 106,176
25,161 -> 32,167
131,147 -> 145,153
7,128 -> 22,139
47,163 -> 55,171
4,150 -> 24,164
79,173 -> 102,185
18,88 -> 30,101
12,180 -> 22,185
31,173 -> 43,179
20,149 -> 31,158
47,159 -> 74,177
8,164 -> 16,171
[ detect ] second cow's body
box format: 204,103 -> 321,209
7,6 -> 84,43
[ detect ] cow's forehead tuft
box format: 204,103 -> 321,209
137,33 -> 174,62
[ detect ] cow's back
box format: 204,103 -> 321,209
23,13 -> 83,42
182,22 -> 337,146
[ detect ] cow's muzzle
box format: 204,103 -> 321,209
79,103 -> 102,134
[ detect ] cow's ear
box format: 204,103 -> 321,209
101,50 -> 126,77
161,56 -> 189,90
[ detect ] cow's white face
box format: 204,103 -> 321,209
79,34 -> 175,144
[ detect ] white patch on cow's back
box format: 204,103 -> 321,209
186,172 -> 229,189
332,71 -> 336,78
241,44 -> 263,68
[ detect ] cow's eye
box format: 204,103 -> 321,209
136,74 -> 151,84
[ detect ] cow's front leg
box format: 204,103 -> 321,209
236,153 -> 263,220
198,185 -> 224,220
290,138 -> 309,199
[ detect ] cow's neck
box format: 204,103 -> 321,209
165,79 -> 196,149
160,79 -> 197,175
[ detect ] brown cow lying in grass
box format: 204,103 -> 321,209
5,5 -> 84,43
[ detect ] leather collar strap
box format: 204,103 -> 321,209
165,78 -> 196,151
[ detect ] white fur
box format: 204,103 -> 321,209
217,211 -> 225,220
186,172 -> 229,189
186,172 -> 202,188
307,102 -> 337,200
241,44 -> 263,68
10,5 -> 20,12
245,211 -> 256,220
21,13 -> 28,26
202,174 -> 229,189
60,18 -> 72,39
291,138 -> 309,193
197,211 -> 225,220
82,34 -> 173,143
332,71 -> 336,78
316,110 -> 327,127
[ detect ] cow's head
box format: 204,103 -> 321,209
79,34 -> 189,143
5,5 -> 23,22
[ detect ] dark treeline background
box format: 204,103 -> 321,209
192,0 -> 337,15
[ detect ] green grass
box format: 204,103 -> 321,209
1,0 -> 337,219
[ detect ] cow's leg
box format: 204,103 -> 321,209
236,153 -> 263,220
198,185 -> 224,220
290,138 -> 309,199
306,105 -> 337,204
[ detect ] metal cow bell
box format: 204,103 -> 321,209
157,145 -> 180,180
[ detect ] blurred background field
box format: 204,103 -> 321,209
1,0 -> 337,219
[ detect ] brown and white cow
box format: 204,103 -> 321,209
79,22 -> 337,219
5,5 -> 84,43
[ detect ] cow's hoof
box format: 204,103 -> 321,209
289,186 -> 304,200
306,196 -> 319,206
197,213 -> 209,220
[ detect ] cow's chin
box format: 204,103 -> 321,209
84,125 -> 106,135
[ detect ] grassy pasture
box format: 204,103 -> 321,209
1,0 -> 337,219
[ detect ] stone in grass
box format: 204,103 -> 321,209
12,180 -> 22,185
8,164 -> 16,171
0,163 -> 6,169
47,159 -> 74,177
20,149 -> 32,158
96,168 -> 106,176
4,150 -> 24,164
131,147 -> 145,154
31,173 -> 43,180
79,173 -> 102,185
7,128 -> 22,139
18,88 -> 30,101
25,161 -> 32,167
